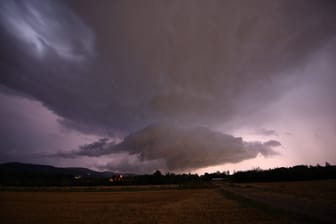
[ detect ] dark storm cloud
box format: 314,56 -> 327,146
97,155 -> 166,174
255,128 -> 278,136
263,140 -> 282,148
1,0 -> 336,136
108,124 -> 280,171
1,0 -> 336,171
55,124 -> 280,171
78,138 -> 111,156
55,138 -> 116,158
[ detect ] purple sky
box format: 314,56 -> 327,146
0,0 -> 335,173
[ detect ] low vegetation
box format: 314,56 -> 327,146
232,163 -> 336,182
1,162 -> 335,186
1,162 -> 335,223
0,188 -> 314,224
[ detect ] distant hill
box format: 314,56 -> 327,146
1,162 -> 335,186
0,162 -> 118,177
0,162 -> 120,186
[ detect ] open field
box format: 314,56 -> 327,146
1,180 -> 335,224
227,180 -> 336,200
219,179 -> 336,223
0,184 -> 181,192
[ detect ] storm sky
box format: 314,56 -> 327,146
0,0 -> 335,173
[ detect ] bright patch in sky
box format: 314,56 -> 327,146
7,17 -> 45,55
0,90 -> 99,165
0,0 -> 94,61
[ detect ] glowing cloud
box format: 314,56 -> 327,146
0,0 -> 94,61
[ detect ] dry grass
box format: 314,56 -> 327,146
219,180 -> 336,223
0,188 -> 295,224
233,179 -> 336,200
0,184 -> 180,192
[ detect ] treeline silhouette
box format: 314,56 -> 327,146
0,163 -> 229,186
116,170 -> 229,186
0,162 -> 335,186
231,163 -> 336,182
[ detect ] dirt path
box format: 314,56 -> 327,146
218,182 -> 336,223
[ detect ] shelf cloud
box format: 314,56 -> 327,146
0,0 -> 335,172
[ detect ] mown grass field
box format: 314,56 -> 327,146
230,179 -> 336,201
1,180 -> 335,224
